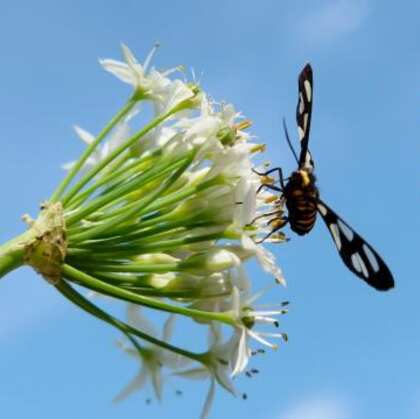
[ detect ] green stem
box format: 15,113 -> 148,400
65,152 -> 159,211
68,219 -> 217,250
66,231 -> 228,258
70,262 -> 179,273
50,95 -> 139,202
61,107 -> 178,207
0,230 -> 34,279
62,264 -> 235,326
68,155 -> 194,243
55,279 -> 203,363
67,272 -> 222,299
65,154 -> 188,227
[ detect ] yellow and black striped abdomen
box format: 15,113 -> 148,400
284,171 -> 319,236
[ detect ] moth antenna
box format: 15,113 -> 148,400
282,118 -> 299,165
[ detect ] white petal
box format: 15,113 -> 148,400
214,367 -> 236,395
150,366 -> 163,401
121,43 -> 139,67
143,42 -> 160,73
61,161 -> 75,171
113,368 -> 148,403
127,304 -> 157,337
100,59 -> 135,85
74,125 -> 95,145
115,339 -> 138,358
175,367 -> 209,381
233,265 -> 251,295
246,286 -> 272,305
200,379 -> 216,419
235,181 -> 257,226
207,322 -> 222,347
231,287 -> 241,316
231,329 -> 249,376
162,314 -> 176,342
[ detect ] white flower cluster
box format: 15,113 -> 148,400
63,44 -> 287,419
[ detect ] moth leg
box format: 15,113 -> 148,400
253,167 -> 286,189
255,217 -> 289,243
256,183 -> 283,195
249,209 -> 284,225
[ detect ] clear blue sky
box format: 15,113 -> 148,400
0,1 -> 418,418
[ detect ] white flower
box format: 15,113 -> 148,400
205,142 -> 254,180
114,304 -> 186,402
152,78 -> 197,116
241,235 -> 286,285
187,266 -> 251,330
180,248 -> 241,274
100,44 -> 196,115
175,323 -> 236,419
131,125 -> 177,157
63,116 -> 133,171
230,287 -> 288,376
168,112 -> 224,157
100,43 -> 160,91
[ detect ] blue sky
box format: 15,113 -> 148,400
0,1 -> 418,418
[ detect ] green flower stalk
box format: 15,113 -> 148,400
0,44 -> 289,418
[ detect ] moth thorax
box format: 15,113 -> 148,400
295,169 -> 315,187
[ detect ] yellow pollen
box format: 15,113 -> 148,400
265,195 -> 278,203
271,219 -> 287,229
261,175 -> 274,184
235,119 -> 252,131
251,144 -> 266,153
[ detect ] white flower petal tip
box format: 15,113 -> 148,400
73,125 -> 95,144
61,161 -> 75,171
240,236 -> 284,285
275,275 -> 287,286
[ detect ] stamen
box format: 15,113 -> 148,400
247,329 -> 278,349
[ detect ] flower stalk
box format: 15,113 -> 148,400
0,231 -> 33,279
51,94 -> 140,202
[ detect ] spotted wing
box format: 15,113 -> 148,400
316,200 -> 394,291
296,63 -> 314,171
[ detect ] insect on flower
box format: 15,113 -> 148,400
256,64 -> 394,291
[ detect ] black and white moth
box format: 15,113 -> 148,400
257,64 -> 394,291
